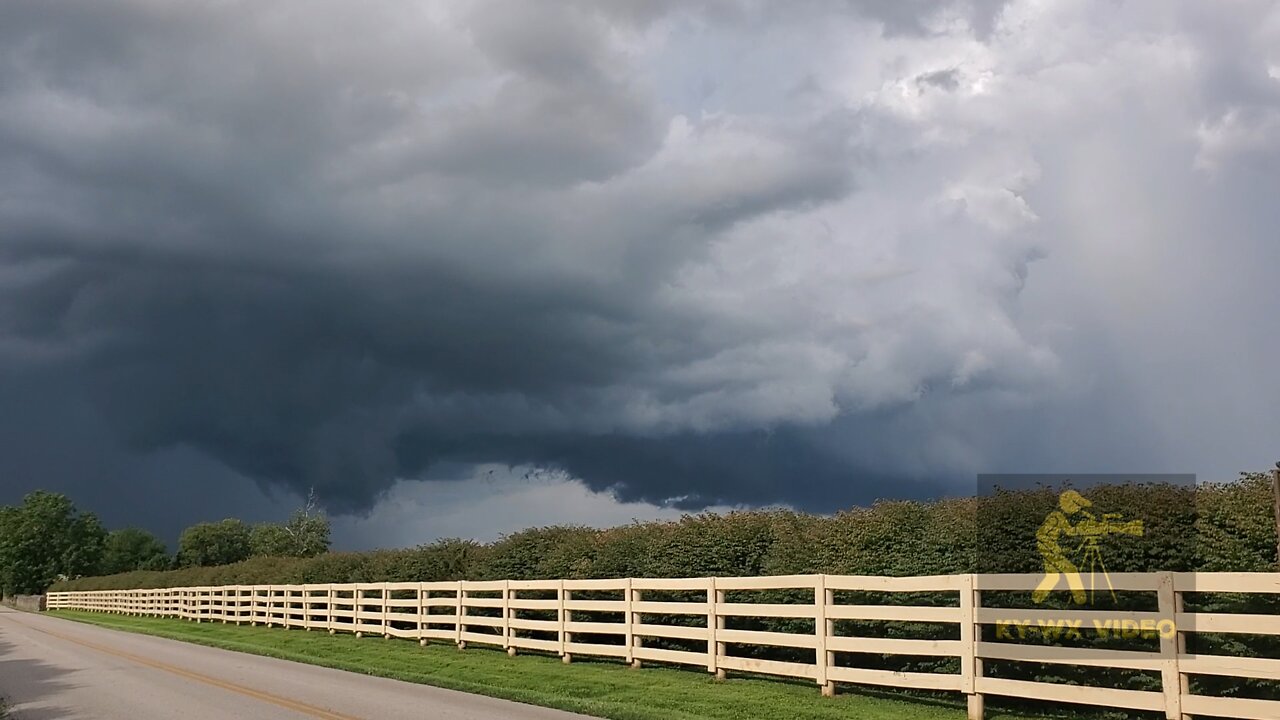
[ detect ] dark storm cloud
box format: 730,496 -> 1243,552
0,0 -> 872,514
2,0 -> 1279,537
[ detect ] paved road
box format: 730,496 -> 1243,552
0,607 -> 592,720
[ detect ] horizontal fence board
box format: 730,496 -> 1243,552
420,582 -> 462,591
564,600 -> 626,612
510,637 -> 560,652
976,642 -> 1162,670
565,621 -> 625,635
718,655 -> 817,680
633,623 -> 709,641
974,608 -> 1164,626
1178,653 -> 1280,680
714,575 -> 817,590
633,645 -> 708,667
975,573 -> 1160,592
632,601 -> 707,616
631,578 -> 709,591
829,636 -> 963,657
507,580 -> 560,591
716,603 -> 816,619
460,631 -> 504,645
718,628 -> 817,649
1181,694 -> 1280,720
976,678 -> 1164,712
461,581 -> 506,592
1175,611 -> 1280,635
824,575 -> 964,592
565,642 -> 629,658
509,599 -> 558,610
826,605 -> 962,623
510,618 -> 560,632
562,579 -> 627,591
827,666 -> 963,691
1172,572 -> 1280,594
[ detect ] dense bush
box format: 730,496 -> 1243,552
53,472 -> 1277,590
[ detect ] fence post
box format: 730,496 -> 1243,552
556,579 -> 567,662
381,583 -> 390,639
1157,572 -> 1185,720
323,584 -> 332,635
626,578 -> 640,669
457,581 -> 467,650
817,574 -> 833,696
961,574 -> 983,720
415,583 -> 425,646
504,580 -> 515,656
709,577 -> 725,679
562,584 -> 574,664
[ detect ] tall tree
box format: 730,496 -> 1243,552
177,518 -> 252,567
101,528 -> 170,574
250,490 -> 331,558
0,491 -> 107,595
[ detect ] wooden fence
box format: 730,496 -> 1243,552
47,572 -> 1280,720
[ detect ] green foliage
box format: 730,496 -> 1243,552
178,518 -> 252,567
0,491 -> 107,595
249,493 -> 331,559
102,528 -> 171,574
52,473 -> 1279,591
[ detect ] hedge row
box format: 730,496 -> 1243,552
53,472 -> 1277,589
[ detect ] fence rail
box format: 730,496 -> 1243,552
47,572 -> 1280,720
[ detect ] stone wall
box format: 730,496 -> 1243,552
1,594 -> 46,612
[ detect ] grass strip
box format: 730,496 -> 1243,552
47,611 -> 1103,720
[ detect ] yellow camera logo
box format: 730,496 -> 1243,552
1032,490 -> 1144,606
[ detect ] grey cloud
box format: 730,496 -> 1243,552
2,0 -> 1278,541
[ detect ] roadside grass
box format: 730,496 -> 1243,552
47,611 -> 1106,720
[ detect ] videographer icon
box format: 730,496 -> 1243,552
1032,490 -> 1143,606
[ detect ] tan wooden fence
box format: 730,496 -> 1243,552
47,572 -> 1280,720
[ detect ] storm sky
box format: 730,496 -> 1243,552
2,0 -> 1278,549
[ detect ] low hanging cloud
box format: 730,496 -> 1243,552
2,0 -> 1279,529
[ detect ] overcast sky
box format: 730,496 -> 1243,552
2,0 -> 1278,549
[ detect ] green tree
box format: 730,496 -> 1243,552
101,528 -> 170,574
249,491 -> 330,558
177,519 -> 252,567
0,491 -> 107,595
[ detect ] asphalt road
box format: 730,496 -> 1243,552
0,607 -> 592,720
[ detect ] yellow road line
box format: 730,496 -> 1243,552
21,619 -> 364,720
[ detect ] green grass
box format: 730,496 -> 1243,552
47,611 -> 1097,720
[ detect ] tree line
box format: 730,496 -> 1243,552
0,491 -> 329,596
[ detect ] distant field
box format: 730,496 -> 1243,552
47,611 -> 1108,720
